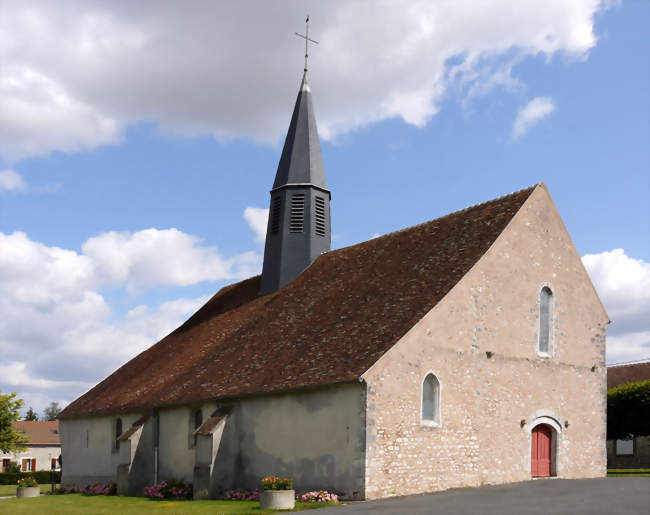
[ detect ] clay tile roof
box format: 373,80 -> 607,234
607,360 -> 650,389
194,405 -> 234,436
13,421 -> 60,445
60,185 -> 537,419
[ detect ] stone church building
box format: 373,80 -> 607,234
59,69 -> 609,500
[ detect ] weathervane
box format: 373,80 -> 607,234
294,16 -> 318,72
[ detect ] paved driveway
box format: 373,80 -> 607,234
316,478 -> 650,515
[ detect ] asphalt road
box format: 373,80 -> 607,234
316,478 -> 650,515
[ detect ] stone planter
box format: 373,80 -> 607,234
16,486 -> 40,498
259,489 -> 295,510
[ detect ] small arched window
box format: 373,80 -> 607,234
189,408 -> 203,449
539,286 -> 553,355
114,418 -> 122,452
421,373 -> 441,426
194,409 -> 203,430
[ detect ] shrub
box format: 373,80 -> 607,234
300,490 -> 339,503
17,476 -> 38,488
261,476 -> 293,490
0,470 -> 61,485
5,462 -> 20,473
143,478 -> 193,500
225,488 -> 259,501
80,482 -> 116,496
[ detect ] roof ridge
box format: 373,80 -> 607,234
327,183 -> 539,254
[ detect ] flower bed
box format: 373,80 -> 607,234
225,488 -> 259,501
80,482 -> 117,496
301,490 -> 339,503
143,479 -> 193,500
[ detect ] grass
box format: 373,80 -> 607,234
0,494 -> 340,514
0,484 -> 59,496
607,468 -> 650,477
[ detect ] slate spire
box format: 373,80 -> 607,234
259,71 -> 331,295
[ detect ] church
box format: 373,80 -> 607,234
59,63 -> 609,500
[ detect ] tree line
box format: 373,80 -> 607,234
23,402 -> 62,422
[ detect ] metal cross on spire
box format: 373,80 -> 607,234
294,16 -> 318,72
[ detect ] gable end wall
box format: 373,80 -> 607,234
362,185 -> 608,498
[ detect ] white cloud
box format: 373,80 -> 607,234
244,207 -> 269,244
0,169 -> 26,191
511,96 -> 556,140
0,228 -> 262,301
606,332 -> 650,366
0,67 -> 120,160
0,361 -> 89,391
582,249 -> 650,364
82,228 -> 261,288
0,0 -> 613,160
0,227 -> 262,413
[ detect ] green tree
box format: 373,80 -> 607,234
24,407 -> 39,421
0,391 -> 29,453
607,379 -> 650,440
43,401 -> 62,421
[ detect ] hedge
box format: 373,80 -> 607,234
0,470 -> 61,485
607,379 -> 650,440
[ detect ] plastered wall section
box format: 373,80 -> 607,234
61,383 -> 366,497
210,382 -> 366,499
362,185 -> 608,499
61,413 -> 142,487
158,404 -> 210,483
61,403 -> 214,488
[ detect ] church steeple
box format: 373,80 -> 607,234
259,69 -> 331,295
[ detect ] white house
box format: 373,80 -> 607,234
2,421 -> 61,472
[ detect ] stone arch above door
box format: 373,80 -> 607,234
524,410 -> 563,478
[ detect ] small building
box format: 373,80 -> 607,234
59,67 -> 609,499
1,421 -> 61,472
606,360 -> 650,469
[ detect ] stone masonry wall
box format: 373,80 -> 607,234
362,185 -> 608,499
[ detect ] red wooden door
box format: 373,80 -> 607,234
531,424 -> 552,477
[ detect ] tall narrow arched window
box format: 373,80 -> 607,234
421,373 -> 441,426
114,418 -> 122,452
539,286 -> 553,355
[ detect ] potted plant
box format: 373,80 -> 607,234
17,476 -> 40,498
259,476 -> 295,510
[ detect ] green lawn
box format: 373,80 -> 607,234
607,468 -> 650,477
0,484 -> 59,496
0,494 -> 339,514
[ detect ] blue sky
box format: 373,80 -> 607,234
0,0 -> 648,414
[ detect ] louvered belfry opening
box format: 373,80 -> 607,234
290,194 -> 305,233
270,197 -> 282,234
259,71 -> 331,295
315,196 -> 326,236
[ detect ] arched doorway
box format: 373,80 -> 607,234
531,424 -> 554,477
